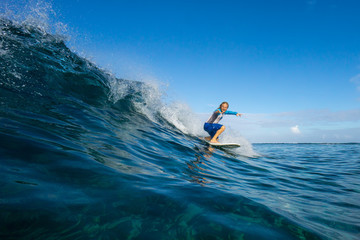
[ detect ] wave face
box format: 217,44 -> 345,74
1,18 -> 359,240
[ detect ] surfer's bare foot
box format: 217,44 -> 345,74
205,136 -> 211,141
210,139 -> 219,143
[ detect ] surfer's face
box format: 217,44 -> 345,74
220,103 -> 228,112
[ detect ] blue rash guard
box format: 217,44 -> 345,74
204,108 -> 238,138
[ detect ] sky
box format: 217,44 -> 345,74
2,0 -> 360,142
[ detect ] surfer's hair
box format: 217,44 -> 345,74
219,102 -> 229,108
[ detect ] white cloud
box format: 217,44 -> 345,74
291,125 -> 301,134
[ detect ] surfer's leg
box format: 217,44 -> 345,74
210,126 -> 225,143
204,123 -> 213,141
204,123 -> 217,141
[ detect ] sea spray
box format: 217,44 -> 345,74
0,0 -> 68,37
108,76 -> 205,137
221,127 -> 259,157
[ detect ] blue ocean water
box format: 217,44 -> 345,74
0,17 -> 359,240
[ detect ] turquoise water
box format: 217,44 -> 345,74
1,18 -> 359,240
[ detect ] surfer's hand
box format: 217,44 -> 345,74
236,113 -> 242,117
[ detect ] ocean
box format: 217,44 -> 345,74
0,17 -> 359,240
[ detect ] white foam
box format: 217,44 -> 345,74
108,77 -> 204,136
159,101 -> 204,136
219,127 -> 260,158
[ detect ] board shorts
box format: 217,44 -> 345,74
204,123 -> 223,138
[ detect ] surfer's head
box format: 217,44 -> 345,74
219,102 -> 229,112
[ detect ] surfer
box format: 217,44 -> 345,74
204,102 -> 242,143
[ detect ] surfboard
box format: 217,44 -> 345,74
205,141 -> 240,148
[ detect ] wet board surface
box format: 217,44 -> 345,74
206,141 -> 241,148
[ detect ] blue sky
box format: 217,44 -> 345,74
2,0 -> 360,142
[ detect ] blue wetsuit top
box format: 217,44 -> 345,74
206,108 -> 238,124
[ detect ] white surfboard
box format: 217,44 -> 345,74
206,141 -> 240,148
